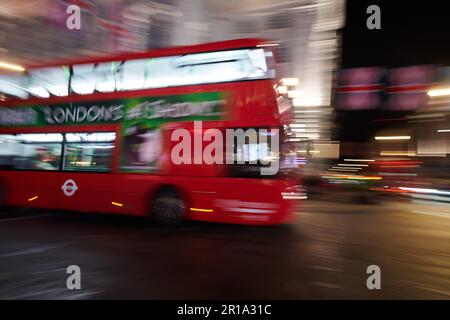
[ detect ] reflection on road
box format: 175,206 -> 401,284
0,197 -> 449,299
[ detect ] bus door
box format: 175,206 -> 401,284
0,133 -> 62,209
56,132 -> 119,213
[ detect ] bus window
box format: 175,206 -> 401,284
142,48 -> 274,89
116,59 -> 147,91
170,49 -> 268,84
111,48 -> 275,91
227,128 -> 280,178
0,75 -> 29,99
28,67 -> 70,97
63,144 -> 114,172
0,48 -> 276,100
63,132 -> 115,172
71,62 -> 117,94
0,134 -> 62,170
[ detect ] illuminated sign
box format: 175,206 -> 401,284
0,92 -> 224,126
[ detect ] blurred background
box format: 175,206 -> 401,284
0,0 -> 348,197
0,0 -> 449,299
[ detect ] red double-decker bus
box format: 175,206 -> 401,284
0,39 -> 303,225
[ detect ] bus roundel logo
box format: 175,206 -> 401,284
61,179 -> 78,197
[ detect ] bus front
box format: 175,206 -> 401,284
159,40 -> 304,225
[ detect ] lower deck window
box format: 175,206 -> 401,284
227,128 -> 280,178
63,143 -> 114,172
0,134 -> 62,170
0,132 -> 115,172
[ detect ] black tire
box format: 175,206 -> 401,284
151,189 -> 186,225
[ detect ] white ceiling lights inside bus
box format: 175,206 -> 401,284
0,77 -> 29,99
28,67 -> 68,97
16,133 -> 63,142
0,48 -> 275,98
65,132 -> 116,143
72,62 -> 116,94
28,86 -> 50,98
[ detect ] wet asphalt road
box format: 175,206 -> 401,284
0,198 -> 449,299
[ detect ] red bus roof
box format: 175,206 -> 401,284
23,38 -> 276,70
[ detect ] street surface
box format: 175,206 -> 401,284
0,198 -> 449,299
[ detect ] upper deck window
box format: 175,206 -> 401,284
71,62 -> 116,94
0,67 -> 70,99
0,48 -> 276,100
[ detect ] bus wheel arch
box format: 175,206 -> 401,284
149,184 -> 189,224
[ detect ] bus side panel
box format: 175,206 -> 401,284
0,169 -> 299,225
55,172 -> 165,216
0,171 -> 59,209
146,176 -> 298,226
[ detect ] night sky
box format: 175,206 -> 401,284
342,0 -> 450,68
336,0 -> 450,143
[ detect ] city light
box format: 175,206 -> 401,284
380,151 -> 417,156
256,43 -> 279,48
344,159 -> 376,162
399,187 -> 450,196
0,61 -> 26,72
297,150 -> 321,154
338,164 -> 369,167
281,192 -> 307,200
437,129 -> 450,133
280,78 -> 299,86
287,90 -> 304,98
428,87 -> 450,97
277,86 -> 288,94
375,136 -> 411,141
292,97 -> 323,107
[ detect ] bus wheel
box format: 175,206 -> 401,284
151,189 -> 186,225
